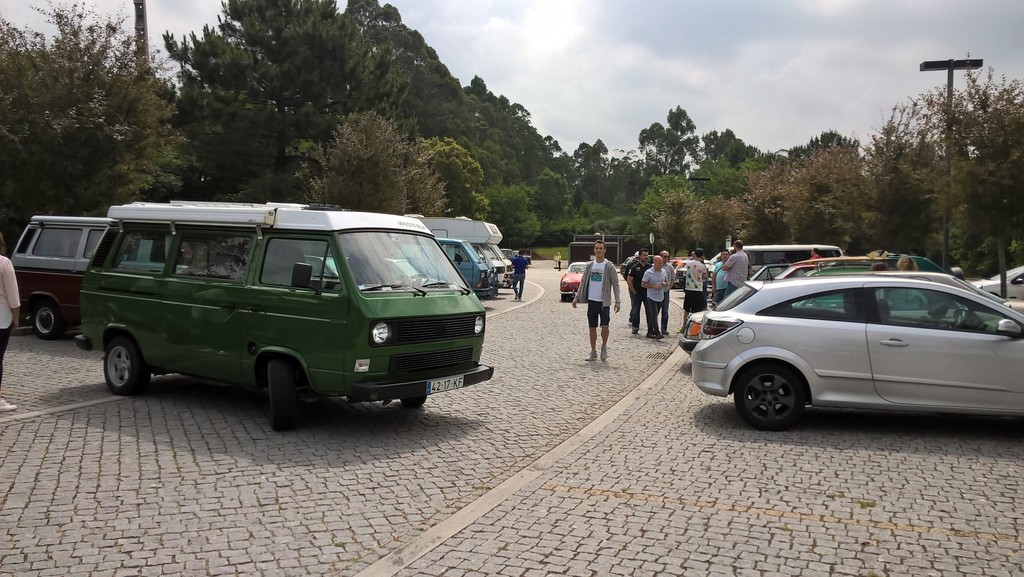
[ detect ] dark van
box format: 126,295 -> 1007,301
12,216 -> 113,339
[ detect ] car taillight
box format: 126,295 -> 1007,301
686,321 -> 702,338
701,317 -> 742,339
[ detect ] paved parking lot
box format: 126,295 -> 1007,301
2,264 -> 1023,576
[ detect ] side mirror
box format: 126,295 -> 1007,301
291,262 -> 313,288
1011,276 -> 1024,285
996,319 -> 1023,337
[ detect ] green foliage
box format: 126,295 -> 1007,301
304,112 -> 445,215
164,0 -> 405,201
482,184 -> 541,247
418,137 -> 485,218
0,4 -> 180,239
535,169 -> 571,221
702,129 -> 762,168
638,106 -> 701,176
787,130 -> 860,160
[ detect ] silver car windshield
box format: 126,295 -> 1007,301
337,231 -> 469,291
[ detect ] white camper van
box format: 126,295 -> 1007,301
411,217 -> 513,288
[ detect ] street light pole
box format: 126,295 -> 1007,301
919,58 -> 983,270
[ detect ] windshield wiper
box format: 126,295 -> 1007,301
360,283 -> 426,296
421,281 -> 471,295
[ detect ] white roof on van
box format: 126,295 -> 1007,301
106,202 -> 432,234
29,215 -> 114,226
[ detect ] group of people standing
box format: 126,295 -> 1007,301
569,239 -> 750,362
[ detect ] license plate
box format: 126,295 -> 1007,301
427,374 -> 465,394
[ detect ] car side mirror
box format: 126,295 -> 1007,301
996,319 -> 1023,337
291,262 -> 313,288
1011,276 -> 1024,285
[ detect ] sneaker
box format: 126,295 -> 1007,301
631,327 -> 638,334
585,350 -> 597,361
0,399 -> 17,412
645,333 -> 659,339
600,345 -> 608,361
655,332 -> 664,340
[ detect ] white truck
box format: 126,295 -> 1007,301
411,217 -> 513,289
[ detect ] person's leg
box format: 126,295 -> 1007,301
586,301 -> 600,359
645,297 -> 658,336
626,291 -> 634,332
0,327 -> 13,411
660,294 -> 669,334
724,282 -> 737,298
715,288 -> 726,305
599,305 -> 611,356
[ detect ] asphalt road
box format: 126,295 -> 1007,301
2,265 -> 1022,576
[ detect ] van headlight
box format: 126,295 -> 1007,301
474,316 -> 484,334
371,321 -> 392,344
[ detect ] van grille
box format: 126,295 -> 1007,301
393,315 -> 481,345
390,347 -> 474,372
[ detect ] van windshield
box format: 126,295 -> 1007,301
338,231 -> 469,292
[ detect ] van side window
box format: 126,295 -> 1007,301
84,229 -> 105,259
15,228 -> 37,254
174,233 -> 253,281
261,238 -> 338,289
32,228 -> 81,258
112,231 -> 171,273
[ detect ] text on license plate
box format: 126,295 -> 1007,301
427,374 -> 465,394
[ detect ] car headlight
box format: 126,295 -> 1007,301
474,316 -> 484,334
371,321 -> 392,344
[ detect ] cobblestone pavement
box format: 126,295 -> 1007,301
3,264 -> 1023,576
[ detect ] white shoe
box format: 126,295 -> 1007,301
0,399 -> 17,412
600,345 -> 608,361
585,350 -> 597,361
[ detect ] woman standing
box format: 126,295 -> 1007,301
0,232 -> 20,412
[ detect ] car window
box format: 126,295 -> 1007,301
84,229 -> 106,259
261,238 -> 336,288
568,263 -> 587,274
760,288 -> 864,322
714,283 -> 758,312
32,228 -> 81,258
112,231 -> 171,273
872,287 -> 1010,334
174,232 -> 253,282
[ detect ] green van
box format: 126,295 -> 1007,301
76,202 -> 493,430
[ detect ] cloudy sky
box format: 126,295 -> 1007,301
7,1 -> 1023,154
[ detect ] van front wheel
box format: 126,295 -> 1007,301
32,300 -> 67,340
267,359 -> 297,431
104,336 -> 150,395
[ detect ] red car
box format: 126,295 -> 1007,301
559,261 -> 589,301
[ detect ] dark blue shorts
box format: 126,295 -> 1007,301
587,300 -> 610,328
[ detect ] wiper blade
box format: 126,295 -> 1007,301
360,283 -> 426,296
421,281 -> 454,288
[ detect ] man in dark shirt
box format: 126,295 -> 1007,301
511,251 -> 529,301
625,249 -> 651,334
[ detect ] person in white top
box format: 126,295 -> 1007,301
571,241 -> 621,361
0,232 -> 21,412
640,255 -> 671,339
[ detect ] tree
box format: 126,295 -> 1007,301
864,105 -> 942,255
482,184 -> 541,247
534,169 -> 571,221
419,137 -> 485,218
638,106 -> 701,176
949,69 -> 1024,294
164,0 -> 405,201
305,112 -> 444,215
701,129 -> 761,168
0,5 -> 180,239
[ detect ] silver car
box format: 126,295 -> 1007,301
691,276 -> 1024,430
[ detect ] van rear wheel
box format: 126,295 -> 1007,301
267,359 -> 297,431
104,336 -> 150,395
32,300 -> 67,340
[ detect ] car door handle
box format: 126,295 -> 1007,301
880,338 -> 909,347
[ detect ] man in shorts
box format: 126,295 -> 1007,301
571,241 -> 621,361
682,248 -> 708,327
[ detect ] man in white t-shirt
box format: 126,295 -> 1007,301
681,248 -> 708,327
640,255 -> 671,339
571,241 -> 621,361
